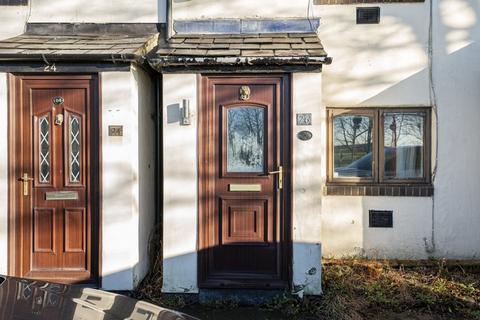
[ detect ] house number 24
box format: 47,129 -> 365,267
44,63 -> 57,72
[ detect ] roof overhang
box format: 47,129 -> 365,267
0,23 -> 332,73
0,23 -> 160,64
148,31 -> 331,72
149,55 -> 331,73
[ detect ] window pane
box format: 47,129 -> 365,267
333,114 -> 374,178
69,115 -> 81,183
227,106 -> 265,173
39,116 -> 50,183
383,112 -> 424,179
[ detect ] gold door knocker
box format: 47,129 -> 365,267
55,114 -> 64,126
239,85 -> 251,101
19,173 -> 34,196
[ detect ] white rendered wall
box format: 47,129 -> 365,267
29,0 -> 165,23
317,4 -> 430,107
0,73 -> 8,275
292,73 -> 323,295
0,0 -> 166,33
131,66 -> 156,287
162,74 -> 198,293
317,3 -> 434,259
432,0 -> 480,258
0,6 -> 29,40
101,69 -> 155,290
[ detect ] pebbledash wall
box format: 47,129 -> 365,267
171,0 -> 480,262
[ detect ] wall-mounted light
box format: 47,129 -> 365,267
181,98 -> 191,125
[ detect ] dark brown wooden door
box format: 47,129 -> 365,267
199,75 -> 291,289
10,75 -> 99,284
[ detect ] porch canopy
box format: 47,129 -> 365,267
0,23 -> 331,72
0,23 -> 159,64
149,32 -> 331,72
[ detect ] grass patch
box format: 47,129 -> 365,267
134,250 -> 480,320
264,259 -> 480,319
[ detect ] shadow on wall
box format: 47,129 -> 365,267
162,241 -> 322,295
320,0 -> 480,259
319,4 -> 430,106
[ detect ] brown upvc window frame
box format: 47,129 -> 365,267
378,108 -> 432,185
327,107 -> 432,187
327,108 -> 378,184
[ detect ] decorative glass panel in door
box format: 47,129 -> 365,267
226,106 -> 265,173
69,114 -> 81,183
38,115 -> 50,183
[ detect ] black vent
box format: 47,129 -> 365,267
0,0 -> 28,5
357,7 -> 380,24
369,210 -> 393,228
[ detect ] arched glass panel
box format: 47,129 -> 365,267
227,106 -> 265,173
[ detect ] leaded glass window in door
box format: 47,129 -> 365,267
69,114 -> 81,183
39,115 -> 50,183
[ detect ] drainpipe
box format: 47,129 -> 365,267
166,0 -> 173,40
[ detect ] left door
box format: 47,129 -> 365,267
9,75 -> 99,284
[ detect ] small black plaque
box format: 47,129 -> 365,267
297,130 -> 313,141
369,210 -> 393,228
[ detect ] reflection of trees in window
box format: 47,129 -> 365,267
384,113 -> 424,148
384,113 -> 425,178
227,107 -> 265,172
333,115 -> 373,168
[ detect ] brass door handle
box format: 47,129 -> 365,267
268,166 -> 283,190
19,173 -> 34,196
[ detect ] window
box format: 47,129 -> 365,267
327,108 -> 431,188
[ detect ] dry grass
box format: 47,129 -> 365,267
264,259 -> 480,319
134,244 -> 480,320
132,224 -> 166,306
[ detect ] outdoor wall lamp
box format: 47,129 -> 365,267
181,98 -> 192,125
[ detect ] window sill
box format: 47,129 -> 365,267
324,184 -> 433,197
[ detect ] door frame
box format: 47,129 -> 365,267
198,74 -> 292,289
7,74 -> 102,286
